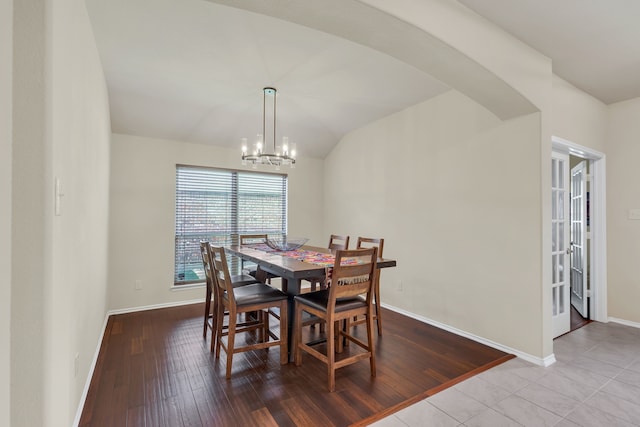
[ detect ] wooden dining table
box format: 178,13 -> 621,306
225,244 -> 397,359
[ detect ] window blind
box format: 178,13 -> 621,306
174,165 -> 287,285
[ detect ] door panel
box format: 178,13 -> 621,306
570,161 -> 588,317
552,152 -> 570,338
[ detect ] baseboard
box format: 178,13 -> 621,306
72,313 -> 110,427
73,298 -> 204,426
608,317 -> 640,329
381,303 -> 555,367
107,298 -> 203,316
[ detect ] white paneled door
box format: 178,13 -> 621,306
551,152 -> 570,338
570,161 -> 588,318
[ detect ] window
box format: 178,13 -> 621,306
174,165 -> 287,285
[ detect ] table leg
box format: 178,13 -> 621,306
282,278 -> 301,362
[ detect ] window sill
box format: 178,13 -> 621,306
171,282 -> 205,291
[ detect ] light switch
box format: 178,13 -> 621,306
628,209 -> 640,220
54,177 -> 63,216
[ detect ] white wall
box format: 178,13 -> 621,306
108,134 -> 324,310
12,0 -> 47,424
1,0 -> 13,425
45,0 -> 112,424
11,0 -> 112,425
325,90 -> 545,357
606,97 -> 640,324
552,75 -> 608,151
361,0 -> 555,360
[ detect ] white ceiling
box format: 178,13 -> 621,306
86,0 -> 449,159
459,0 -> 640,104
86,0 -> 640,159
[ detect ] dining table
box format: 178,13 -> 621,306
225,243 -> 397,360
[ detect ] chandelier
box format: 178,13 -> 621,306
241,87 -> 296,169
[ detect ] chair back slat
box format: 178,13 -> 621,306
329,248 -> 377,302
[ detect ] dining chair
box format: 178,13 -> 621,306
328,234 -> 349,253
210,245 -> 289,379
239,234 -> 280,284
305,234 -> 350,292
351,237 -> 385,335
293,247 -> 377,392
199,241 -> 260,347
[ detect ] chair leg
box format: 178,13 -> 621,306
367,312 -> 376,378
260,310 -> 269,342
204,289 -> 211,338
327,317 -> 336,392
342,318 -> 350,348
375,278 -> 382,336
215,301 -> 225,357
336,320 -> 344,353
225,310 -> 237,379
294,302 -> 303,366
210,298 -> 219,353
279,300 -> 288,365
259,310 -> 265,344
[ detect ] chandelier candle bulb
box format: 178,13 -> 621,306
256,134 -> 263,154
241,138 -> 248,165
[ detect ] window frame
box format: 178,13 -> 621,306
173,164 -> 288,286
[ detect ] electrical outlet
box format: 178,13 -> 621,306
135,279 -> 142,290
74,353 -> 80,377
397,280 -> 403,291
629,209 -> 640,220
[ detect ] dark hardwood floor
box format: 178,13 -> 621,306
79,303 -> 512,427
570,304 -> 591,331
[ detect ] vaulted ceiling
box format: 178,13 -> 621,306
86,0 -> 640,158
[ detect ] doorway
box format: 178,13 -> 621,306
551,136 -> 607,339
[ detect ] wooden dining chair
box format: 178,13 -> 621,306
351,237 -> 385,335
199,241 -> 259,347
210,245 -> 289,379
305,234 -> 350,292
239,234 -> 279,284
328,234 -> 349,253
293,247 -> 377,392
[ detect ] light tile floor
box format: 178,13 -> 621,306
371,321 -> 640,426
